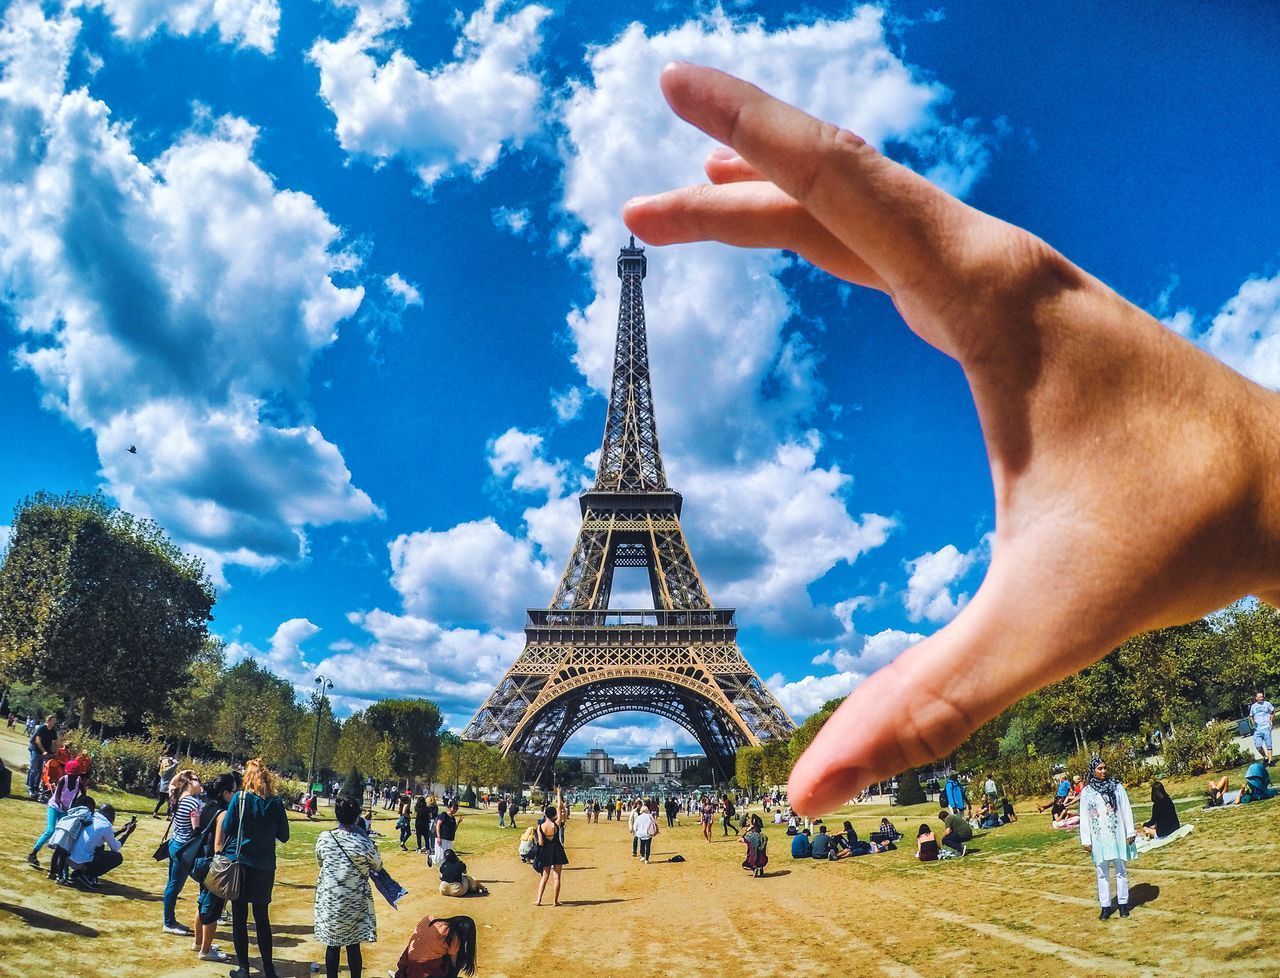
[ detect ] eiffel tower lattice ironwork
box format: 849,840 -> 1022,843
463,238 -> 795,785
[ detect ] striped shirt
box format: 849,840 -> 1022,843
173,795 -> 203,844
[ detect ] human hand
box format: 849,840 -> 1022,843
623,63 -> 1280,815
1083,845 -> 1092,854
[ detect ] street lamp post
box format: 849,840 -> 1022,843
308,675 -> 334,794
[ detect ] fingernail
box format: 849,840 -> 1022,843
707,147 -> 737,161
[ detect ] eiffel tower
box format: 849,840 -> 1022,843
463,238 -> 794,786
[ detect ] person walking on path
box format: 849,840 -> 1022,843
497,796 -> 508,828
162,770 -> 203,935
26,713 -> 58,798
1249,691 -> 1274,765
315,795 -> 381,978
152,751 -> 179,818
634,804 -> 658,864
627,800 -> 642,857
533,803 -> 568,907
700,796 -> 715,842
1079,756 -> 1137,920
414,795 -> 431,852
221,759 -> 290,978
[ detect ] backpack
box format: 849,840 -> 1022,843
50,807 -> 95,854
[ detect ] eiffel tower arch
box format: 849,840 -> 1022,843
464,239 -> 794,786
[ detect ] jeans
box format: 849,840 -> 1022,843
27,749 -> 43,795
163,837 -> 189,926
73,848 -> 123,879
941,831 -> 968,853
632,834 -> 639,856
33,805 -> 59,853
638,837 -> 652,860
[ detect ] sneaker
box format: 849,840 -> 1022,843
26,852 -> 40,869
84,876 -> 101,889
199,948 -> 232,963
163,923 -> 193,936
960,843 -> 967,856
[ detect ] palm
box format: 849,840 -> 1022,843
624,63 -> 1280,814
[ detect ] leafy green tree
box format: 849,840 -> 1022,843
334,711 -> 394,782
148,636 -> 227,754
364,698 -> 443,780
212,658 -> 304,766
760,737 -> 791,787
678,758 -> 714,787
340,766 -> 365,801
788,698 -> 842,764
894,767 -> 927,806
294,691 -> 340,780
0,492 -> 215,727
734,745 -> 764,795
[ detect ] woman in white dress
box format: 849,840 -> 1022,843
1079,756 -> 1137,920
315,796 -> 382,977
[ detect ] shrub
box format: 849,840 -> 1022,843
62,733 -> 159,795
461,785 -> 477,807
1162,721 -> 1250,776
275,776 -> 307,807
1065,737 -> 1150,789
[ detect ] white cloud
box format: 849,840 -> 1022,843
384,271 -> 422,307
0,525 -> 10,552
903,534 -> 991,624
0,3 -> 376,580
766,669 -> 867,721
550,385 -> 584,423
388,517 -> 556,627
1165,270 -> 1280,391
310,0 -> 551,188
491,205 -> 532,237
813,626 -> 924,674
84,0 -> 280,52
563,717 -> 698,763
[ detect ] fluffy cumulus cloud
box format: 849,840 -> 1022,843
903,534 -> 991,624
310,0 -> 551,187
563,716 -> 699,763
229,609 -> 524,718
84,0 -> 280,52
1165,270 -> 1280,391
0,3 -> 376,580
384,272 -> 422,307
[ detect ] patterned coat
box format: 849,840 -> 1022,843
315,828 -> 381,946
1078,782 -> 1137,866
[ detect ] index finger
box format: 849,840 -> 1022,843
659,62 -> 972,293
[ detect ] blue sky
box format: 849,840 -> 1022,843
1,0 -> 1277,762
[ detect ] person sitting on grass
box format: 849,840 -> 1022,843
938,809 -> 972,855
978,800 -> 1002,830
915,824 -> 939,862
810,823 -> 832,859
831,820 -> 858,856
790,828 -> 812,859
1208,763 -> 1277,807
1138,781 -> 1180,839
438,850 -> 487,897
1001,797 -> 1017,823
878,818 -> 900,841
1038,774 -> 1071,813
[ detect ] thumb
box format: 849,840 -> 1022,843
786,555 -> 1117,815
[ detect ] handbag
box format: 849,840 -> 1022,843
152,815 -> 173,861
205,791 -> 246,901
331,830 -> 407,909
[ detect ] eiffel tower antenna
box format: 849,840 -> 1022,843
464,241 -> 794,785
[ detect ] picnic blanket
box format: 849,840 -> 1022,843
1135,823 -> 1193,853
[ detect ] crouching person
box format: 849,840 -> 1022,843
62,799 -> 135,886
438,850 -> 487,897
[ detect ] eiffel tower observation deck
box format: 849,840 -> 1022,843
463,239 -> 794,786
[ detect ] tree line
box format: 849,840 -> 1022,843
0,491 -> 522,793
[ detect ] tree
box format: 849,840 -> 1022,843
364,699 -> 443,780
734,745 -> 764,795
678,758 -> 714,787
760,737 -> 791,787
148,636 -> 227,754
0,492 -> 215,727
894,768 -> 927,806
334,711 -> 394,782
212,659 -> 305,767
340,767 -> 364,801
788,699 -> 842,764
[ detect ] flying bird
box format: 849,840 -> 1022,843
127,445 -> 137,454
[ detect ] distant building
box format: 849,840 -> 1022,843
558,747 -> 707,787
648,747 -> 705,777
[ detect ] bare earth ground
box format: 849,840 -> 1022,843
2,728 -> 1278,977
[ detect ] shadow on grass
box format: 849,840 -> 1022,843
1127,883 -> 1160,908
97,880 -> 162,902
557,898 -> 633,907
0,901 -> 99,936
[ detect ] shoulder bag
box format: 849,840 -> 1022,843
206,791 -> 246,901
151,812 -> 174,861
331,830 -> 407,909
